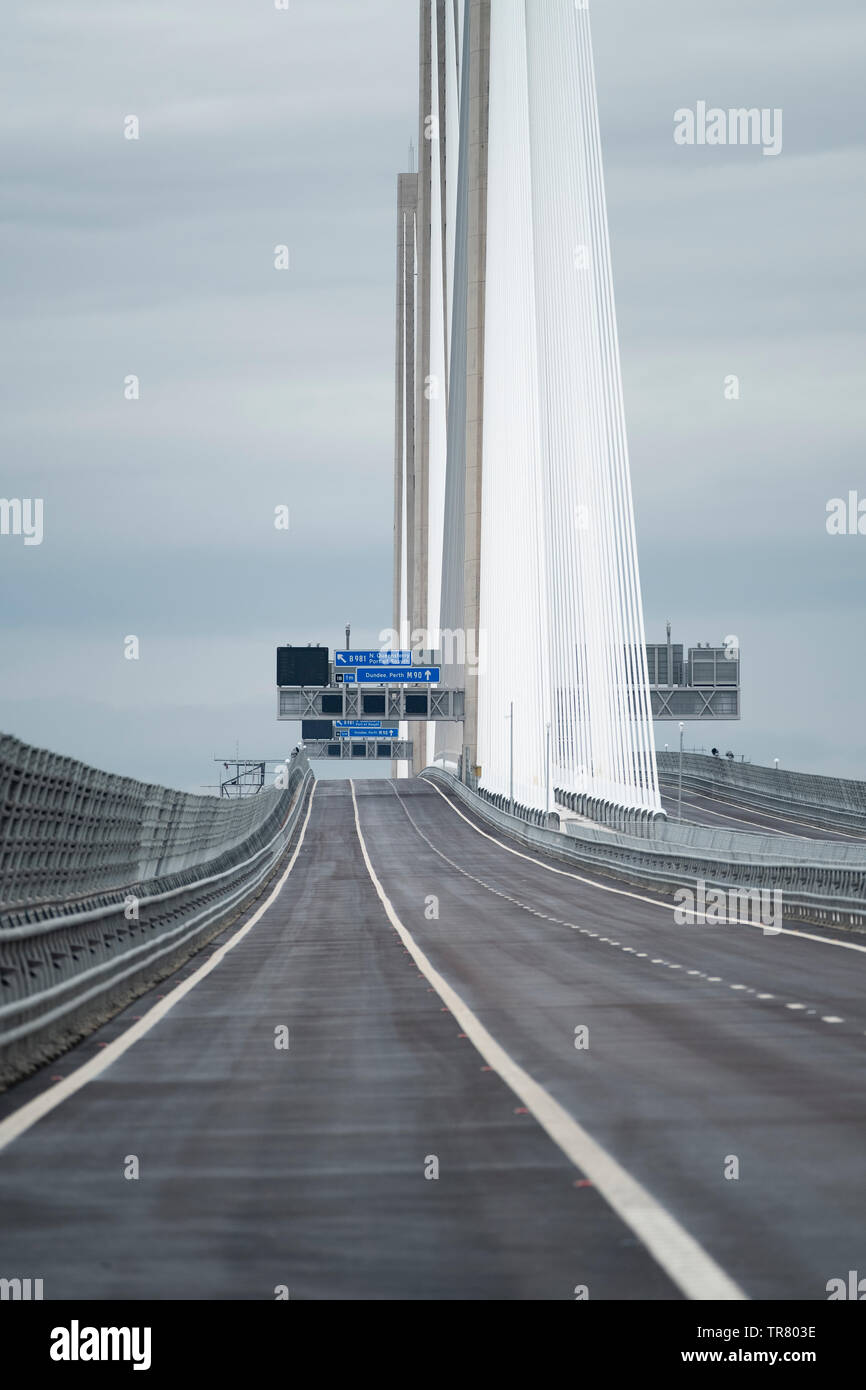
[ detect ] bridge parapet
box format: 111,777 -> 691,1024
0,735 -> 314,1086
657,752 -> 866,835
421,767 -> 866,935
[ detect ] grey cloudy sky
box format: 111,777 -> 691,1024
1,0 -> 864,791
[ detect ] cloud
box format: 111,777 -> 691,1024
1,0 -> 864,786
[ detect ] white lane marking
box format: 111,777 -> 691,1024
425,781 -> 866,955
0,784 -> 318,1155
663,786 -> 866,843
394,786 -> 858,1032
662,792 -> 799,839
350,781 -> 746,1303
786,1003 -> 807,1011
822,1016 -> 844,1023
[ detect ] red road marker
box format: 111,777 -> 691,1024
574,1179 -> 593,1188
514,1106 -> 529,1115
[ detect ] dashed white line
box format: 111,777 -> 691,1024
425,780 -> 866,955
389,784 -> 861,1036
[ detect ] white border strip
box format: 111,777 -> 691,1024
425,779 -> 866,954
350,781 -> 746,1302
0,785 -> 317,1155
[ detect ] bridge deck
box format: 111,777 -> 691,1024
658,782 -> 866,841
1,778 -> 864,1299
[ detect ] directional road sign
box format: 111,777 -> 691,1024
355,666 -> 440,684
334,650 -> 411,667
337,727 -> 399,739
336,720 -> 394,731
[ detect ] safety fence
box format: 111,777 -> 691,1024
0,735 -> 313,1086
421,767 -> 866,935
656,751 -> 866,834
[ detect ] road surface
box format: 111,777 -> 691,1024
658,781 -> 866,842
1,778 -> 864,1300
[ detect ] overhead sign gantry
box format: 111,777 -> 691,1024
276,645 -> 463,760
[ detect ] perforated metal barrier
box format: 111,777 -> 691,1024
0,736 -> 313,1087
656,752 -> 866,834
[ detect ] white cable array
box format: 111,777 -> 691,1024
478,0 -> 549,813
402,0 -> 660,815
477,0 -> 659,814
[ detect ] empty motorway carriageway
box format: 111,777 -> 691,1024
2,737 -> 866,1304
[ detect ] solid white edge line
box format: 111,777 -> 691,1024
425,780 -> 866,955
350,780 -> 747,1302
0,783 -> 318,1155
664,784 -> 866,843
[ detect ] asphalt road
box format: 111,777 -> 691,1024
658,781 -> 866,842
1,777 -> 864,1300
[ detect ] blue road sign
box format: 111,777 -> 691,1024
355,666 -> 440,684
337,727 -> 399,739
335,721 -> 393,730
334,650 -> 411,667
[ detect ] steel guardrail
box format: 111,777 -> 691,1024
656,752 -> 866,835
420,768 -> 866,935
0,736 -> 314,1086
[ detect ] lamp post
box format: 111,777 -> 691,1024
678,720 -> 685,823
509,702 -> 514,815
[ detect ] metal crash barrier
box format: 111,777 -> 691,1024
0,735 -> 313,1087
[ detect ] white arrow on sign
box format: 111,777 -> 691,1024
424,670 -> 431,678
336,653 -> 346,664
